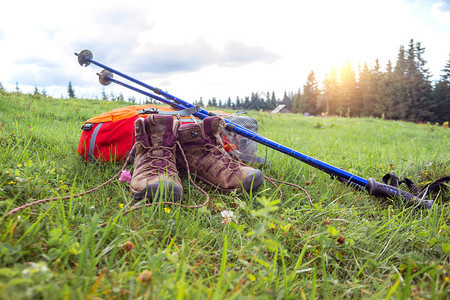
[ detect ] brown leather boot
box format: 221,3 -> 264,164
130,114 -> 183,201
177,116 -> 263,193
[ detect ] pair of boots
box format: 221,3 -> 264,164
130,114 -> 264,201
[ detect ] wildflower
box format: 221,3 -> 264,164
0,122 -> 5,130
22,262 -> 49,275
17,164 -> 22,167
164,207 -> 170,214
221,210 -> 233,224
137,270 -> 153,284
119,203 -> 124,209
123,241 -> 135,251
118,170 -> 131,183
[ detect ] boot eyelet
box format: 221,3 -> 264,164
191,131 -> 199,138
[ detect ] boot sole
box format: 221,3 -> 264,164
194,169 -> 264,193
131,181 -> 183,202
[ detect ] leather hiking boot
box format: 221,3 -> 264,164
177,116 -> 263,193
130,114 -> 183,201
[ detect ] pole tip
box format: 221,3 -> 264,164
76,49 -> 93,67
98,70 -> 113,86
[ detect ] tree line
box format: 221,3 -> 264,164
190,91 -> 294,112
292,39 -> 449,123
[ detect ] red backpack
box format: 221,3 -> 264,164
78,104 -> 233,162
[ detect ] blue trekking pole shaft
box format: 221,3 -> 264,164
75,50 -> 433,209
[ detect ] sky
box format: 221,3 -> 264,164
0,0 -> 449,103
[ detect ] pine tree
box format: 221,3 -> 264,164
249,93 -> 257,110
101,88 -> 108,100
67,81 -> 76,99
432,54 -> 450,123
358,63 -> 371,116
386,45 -> 409,120
282,91 -> 292,108
322,67 -> 339,115
376,61 -> 394,118
292,90 -> 302,113
270,92 -> 277,109
235,96 -> 241,109
300,70 -> 320,115
407,40 -> 433,122
339,62 -> 357,116
226,97 -> 232,108
360,60 -> 383,117
264,92 -> 271,110
109,91 -> 116,101
244,96 -> 250,109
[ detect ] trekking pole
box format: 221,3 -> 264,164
75,50 -> 434,209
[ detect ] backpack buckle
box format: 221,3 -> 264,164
82,123 -> 94,131
138,108 -> 159,115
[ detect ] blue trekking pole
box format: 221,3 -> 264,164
75,49 -> 434,209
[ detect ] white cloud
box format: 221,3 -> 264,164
430,1 -> 450,24
123,40 -> 279,74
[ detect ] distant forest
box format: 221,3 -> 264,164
194,39 -> 449,124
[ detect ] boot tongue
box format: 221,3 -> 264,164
203,116 -> 225,145
147,115 -> 177,156
149,115 -> 172,147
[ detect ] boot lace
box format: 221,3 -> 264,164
204,144 -> 243,172
135,143 -> 178,177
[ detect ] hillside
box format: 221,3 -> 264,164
0,92 -> 449,299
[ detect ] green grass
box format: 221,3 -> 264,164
0,91 -> 449,299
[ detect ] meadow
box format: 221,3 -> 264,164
0,92 -> 449,299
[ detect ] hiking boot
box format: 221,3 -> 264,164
130,114 -> 183,201
177,116 -> 263,193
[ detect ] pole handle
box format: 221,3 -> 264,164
365,178 -> 433,209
